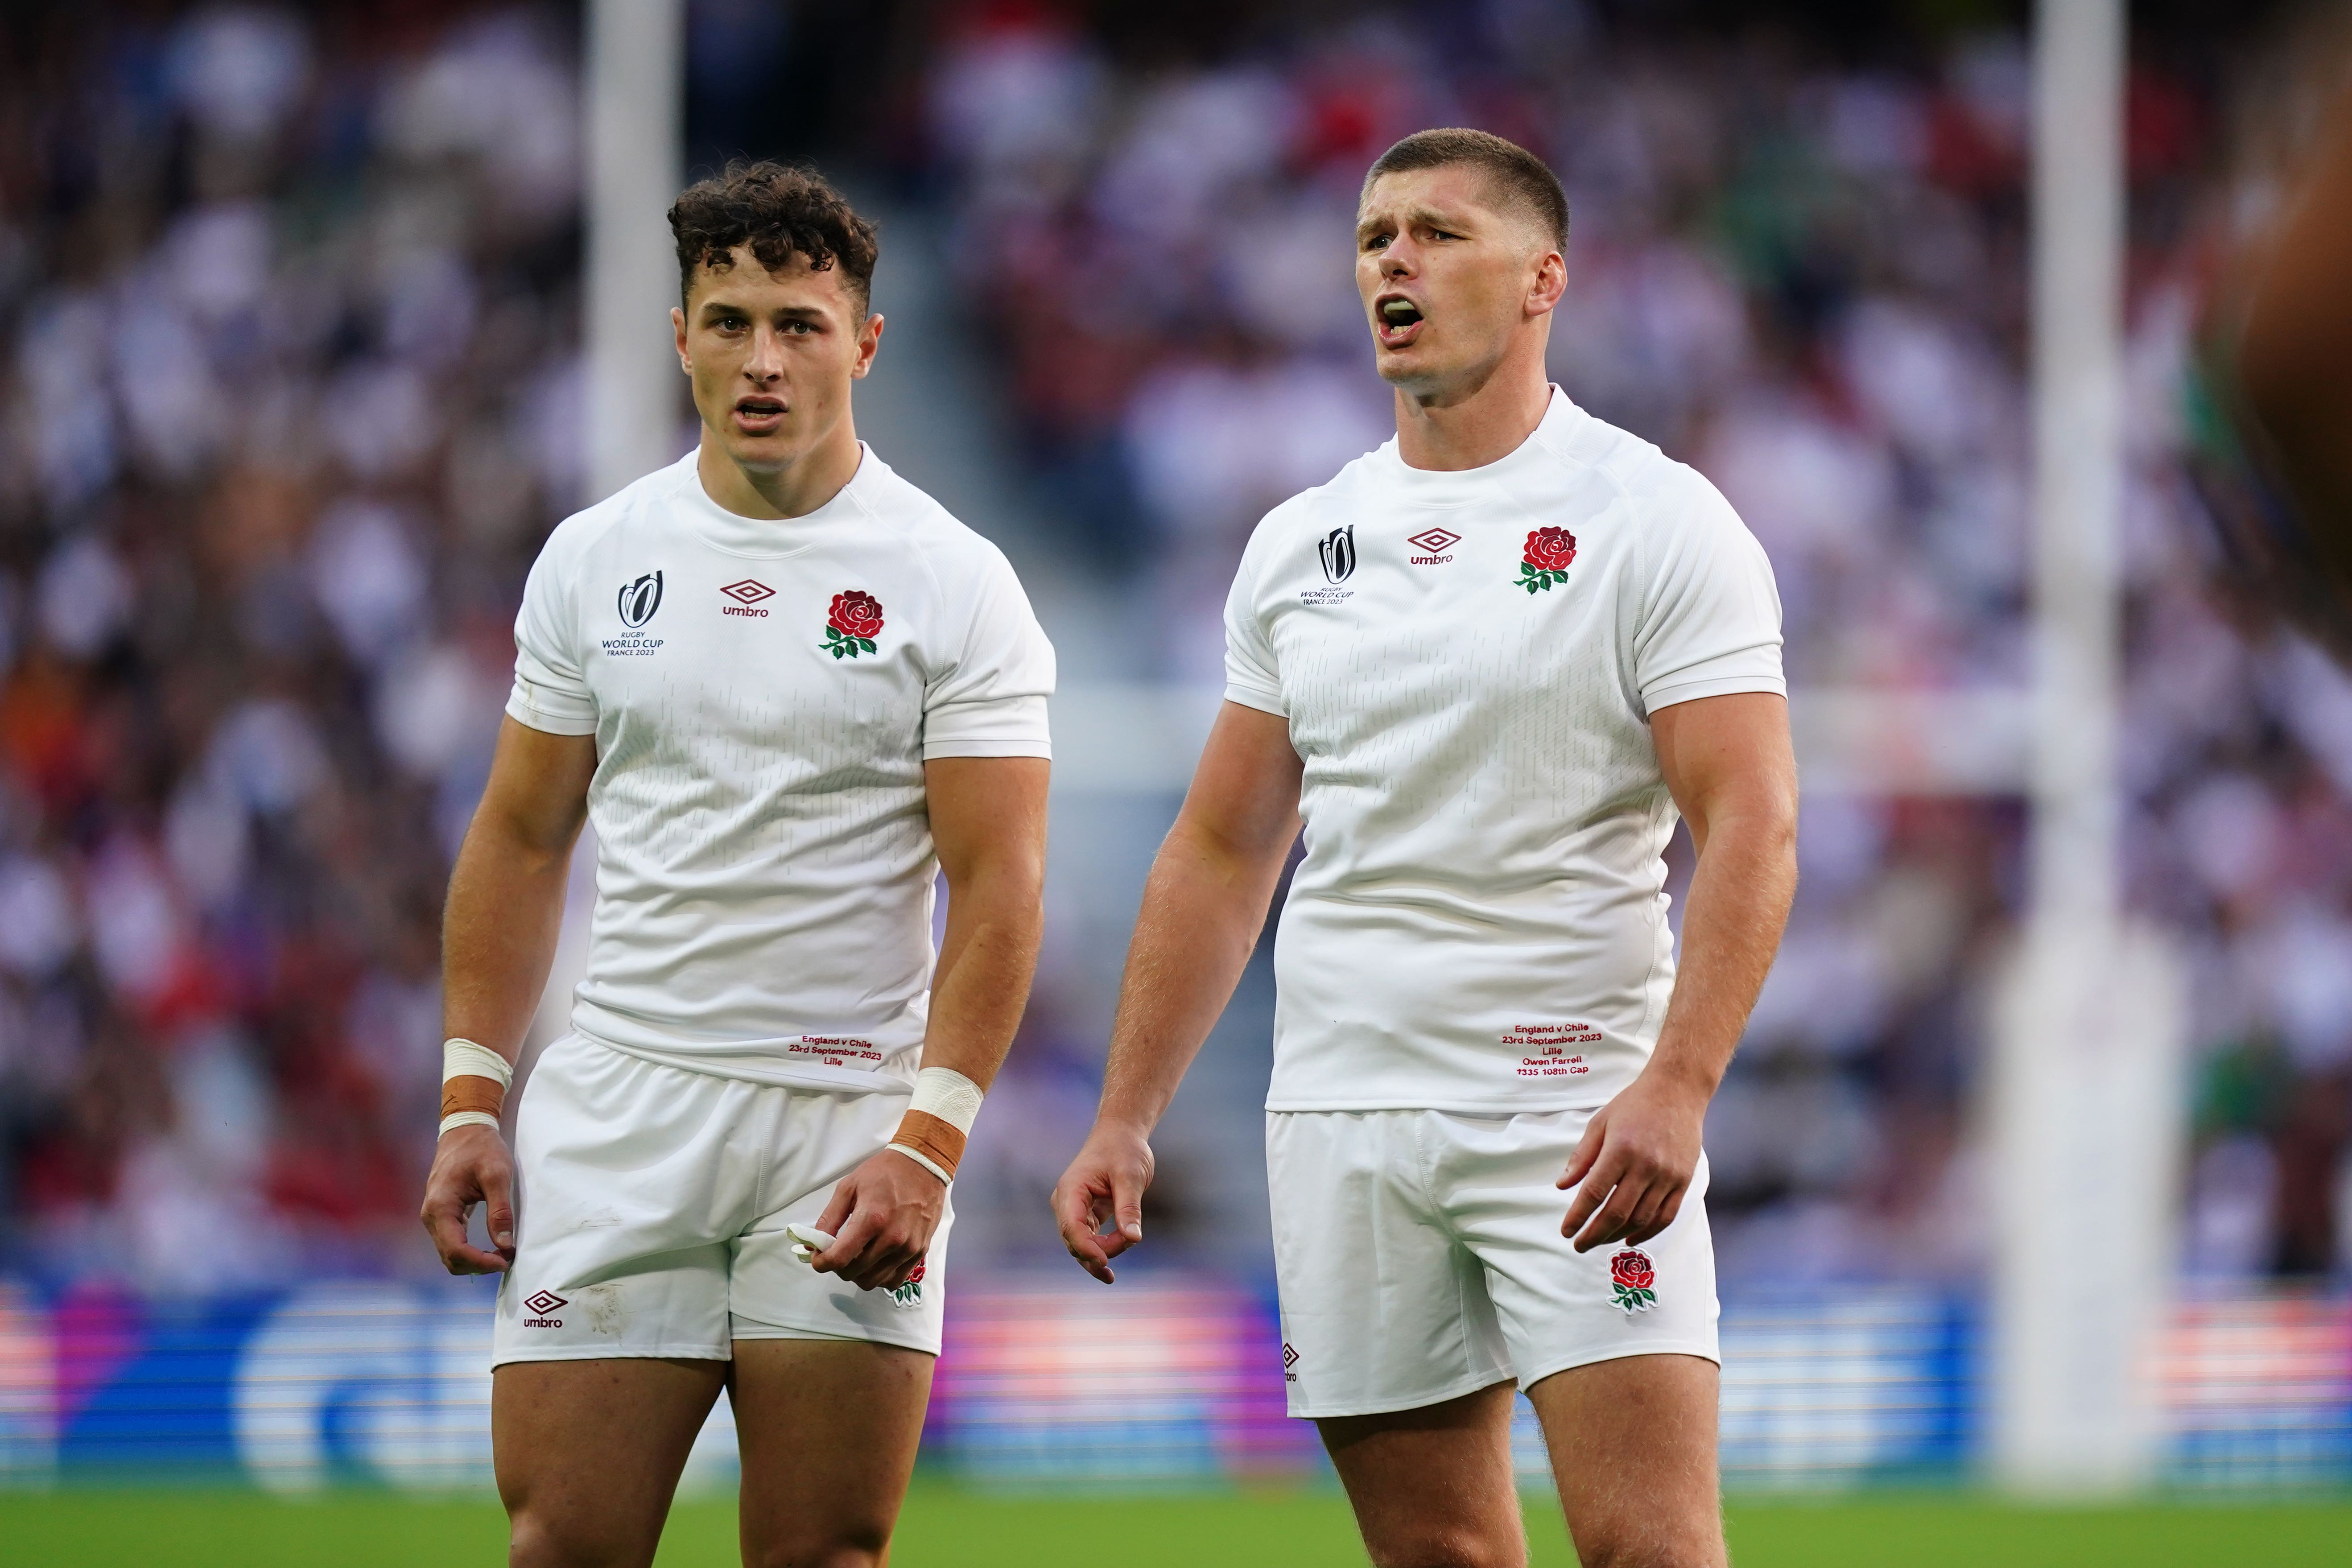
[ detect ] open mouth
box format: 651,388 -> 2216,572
733,396 -> 786,430
1375,294 -> 1424,346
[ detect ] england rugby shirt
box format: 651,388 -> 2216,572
507,447 -> 1054,1092
1223,388 -> 1783,1113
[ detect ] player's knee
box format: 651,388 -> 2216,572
741,1522 -> 892,1568
1570,1527 -> 1722,1568
1361,1522 -> 1523,1568
507,1508 -> 649,1568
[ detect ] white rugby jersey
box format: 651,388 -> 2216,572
1224,389 -> 1783,1113
506,448 -> 1053,1092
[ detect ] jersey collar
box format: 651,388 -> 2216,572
1371,386 -> 1587,504
670,443 -> 881,558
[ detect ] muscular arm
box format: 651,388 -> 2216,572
1558,691 -> 1797,1250
1053,702 -> 1303,1281
810,755 -> 1050,1289
420,717 -> 598,1274
914,755 -> 1052,1088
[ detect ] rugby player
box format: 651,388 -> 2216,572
420,163 -> 1053,1568
1053,129 -> 1794,1568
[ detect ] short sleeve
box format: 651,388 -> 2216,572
1222,537 -> 1284,717
1634,475 -> 1786,716
506,541 -> 598,736
922,546 -> 1056,759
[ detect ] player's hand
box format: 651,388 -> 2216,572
810,1149 -> 946,1293
1556,1069 -> 1709,1253
421,1123 -> 517,1275
1051,1118 -> 1154,1284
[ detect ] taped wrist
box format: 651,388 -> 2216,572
439,1038 -> 514,1139
887,1067 -> 982,1183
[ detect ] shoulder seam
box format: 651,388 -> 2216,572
850,471 -> 1005,682
1521,422 -> 1646,530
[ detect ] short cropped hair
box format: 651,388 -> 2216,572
667,160 -> 879,315
1362,129 -> 1569,252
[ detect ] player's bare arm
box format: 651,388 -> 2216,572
1052,702 -> 1303,1283
813,754 -> 1051,1291
420,717 -> 597,1274
1558,691 -> 1797,1251
2236,75 -> 2352,564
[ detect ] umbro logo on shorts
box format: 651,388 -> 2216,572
1282,1341 -> 1300,1382
522,1289 -> 568,1327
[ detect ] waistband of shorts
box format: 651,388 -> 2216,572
1262,1094 -> 1613,1116
566,1025 -> 916,1096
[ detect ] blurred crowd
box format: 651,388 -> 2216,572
925,0 -> 2352,1286
0,4 -> 579,1284
0,0 -> 2347,1295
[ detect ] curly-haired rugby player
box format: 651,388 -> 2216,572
421,162 -> 1052,1567
1055,129 -> 1795,1568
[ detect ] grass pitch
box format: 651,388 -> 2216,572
2,1485 -> 2348,1565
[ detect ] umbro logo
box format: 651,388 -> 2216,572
720,579 -> 773,618
1408,527 -> 1459,565
1281,1341 -> 1300,1382
522,1289 -> 567,1328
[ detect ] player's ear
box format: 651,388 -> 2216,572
673,304 -> 691,374
851,312 -> 885,380
1527,247 -> 1567,319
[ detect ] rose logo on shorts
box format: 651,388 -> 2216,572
522,1289 -> 568,1327
887,1257 -> 926,1310
1607,1248 -> 1657,1315
822,590 -> 884,659
1517,526 -> 1576,593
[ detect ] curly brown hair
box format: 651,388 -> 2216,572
666,160 -> 879,315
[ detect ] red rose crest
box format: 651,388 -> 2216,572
1518,527 -> 1576,593
1608,1247 -> 1657,1315
823,590 -> 884,659
889,1254 -> 926,1309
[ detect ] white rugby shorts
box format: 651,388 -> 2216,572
491,1033 -> 948,1366
1266,1107 -> 1718,1419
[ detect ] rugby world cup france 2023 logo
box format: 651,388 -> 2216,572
617,571 -> 664,628
1318,525 -> 1356,584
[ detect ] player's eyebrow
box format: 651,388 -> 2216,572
695,299 -> 829,324
1358,202 -> 1482,242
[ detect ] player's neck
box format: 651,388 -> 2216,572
1391,359 -> 1553,473
696,422 -> 865,521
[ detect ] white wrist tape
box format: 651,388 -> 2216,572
443,1038 -> 515,1089
885,1143 -> 955,1184
907,1067 -> 982,1134
439,1038 -> 515,1138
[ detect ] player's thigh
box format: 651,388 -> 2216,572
1317,1381 -> 1527,1568
1524,1353 -> 1724,1568
493,1356 -> 728,1568
731,1337 -> 935,1568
